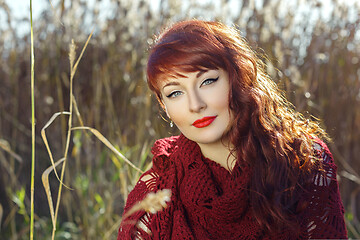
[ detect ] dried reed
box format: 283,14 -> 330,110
122,189 -> 171,221
0,0 -> 359,238
41,29 -> 144,238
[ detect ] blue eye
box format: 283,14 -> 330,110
166,91 -> 182,98
201,77 -> 219,86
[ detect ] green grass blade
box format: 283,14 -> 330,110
29,0 -> 35,239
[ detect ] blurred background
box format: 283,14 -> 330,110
0,0 -> 359,239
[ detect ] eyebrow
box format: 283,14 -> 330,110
161,70 -> 210,90
196,70 -> 207,78
162,81 -> 180,90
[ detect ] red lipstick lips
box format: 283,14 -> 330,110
192,116 -> 217,128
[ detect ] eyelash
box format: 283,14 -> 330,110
201,76 -> 219,86
166,76 -> 219,98
166,91 -> 182,98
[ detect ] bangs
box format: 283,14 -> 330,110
146,24 -> 229,94
148,52 -> 222,92
148,50 -> 227,94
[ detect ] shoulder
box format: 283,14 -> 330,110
138,134 -> 190,187
311,138 -> 337,185
151,135 -> 180,157
312,137 -> 333,165
298,138 -> 347,238
151,135 -> 181,172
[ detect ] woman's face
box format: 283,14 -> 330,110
159,68 -> 233,146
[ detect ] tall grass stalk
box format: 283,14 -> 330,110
51,34 -> 93,240
29,0 -> 35,239
49,39 -> 75,239
41,29 -> 142,238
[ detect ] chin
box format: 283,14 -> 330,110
185,132 -> 225,146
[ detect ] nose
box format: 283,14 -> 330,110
188,90 -> 206,113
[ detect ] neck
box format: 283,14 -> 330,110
197,140 -> 236,172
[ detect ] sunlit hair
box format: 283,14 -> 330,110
147,20 -> 328,233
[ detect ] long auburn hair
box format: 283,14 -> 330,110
146,20 -> 328,233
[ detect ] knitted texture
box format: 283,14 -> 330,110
117,135 -> 347,239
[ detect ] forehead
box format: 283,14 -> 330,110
163,70 -> 206,81
156,69 -> 220,88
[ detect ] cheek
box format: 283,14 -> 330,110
219,97 -> 230,110
166,103 -> 187,124
207,89 -> 230,112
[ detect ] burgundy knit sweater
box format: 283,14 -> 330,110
117,135 -> 347,239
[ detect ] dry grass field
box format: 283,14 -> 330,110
0,0 -> 359,239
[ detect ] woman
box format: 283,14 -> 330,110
117,20 -> 347,239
